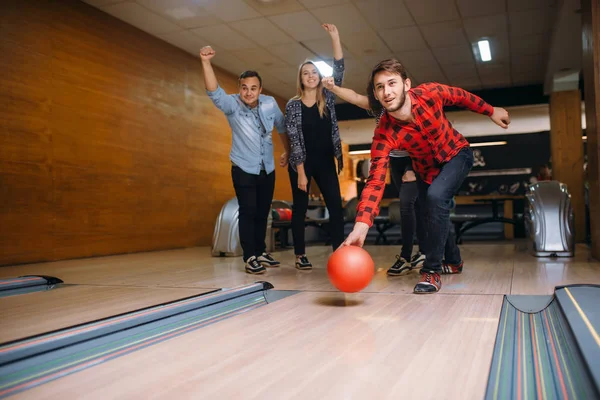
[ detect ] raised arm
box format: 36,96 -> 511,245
322,77 -> 369,110
321,24 -> 345,93
200,46 -> 218,91
200,46 -> 237,115
323,24 -> 342,61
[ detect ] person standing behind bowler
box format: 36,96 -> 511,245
281,24 -> 345,270
200,46 -> 286,275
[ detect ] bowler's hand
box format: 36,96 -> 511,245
490,107 -> 510,129
340,222 -> 370,248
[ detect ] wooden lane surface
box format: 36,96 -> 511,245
0,245 -> 514,295
0,285 -> 208,343
2,243 -> 599,296
510,243 -> 600,295
13,291 -> 504,400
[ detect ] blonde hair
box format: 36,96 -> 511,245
293,61 -> 328,119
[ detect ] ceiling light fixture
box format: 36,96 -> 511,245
314,61 -> 333,77
470,141 -> 507,147
478,40 -> 492,62
348,150 -> 371,155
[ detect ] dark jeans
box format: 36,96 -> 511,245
288,158 -> 344,255
416,147 -> 474,273
231,166 -> 275,262
389,157 -> 426,260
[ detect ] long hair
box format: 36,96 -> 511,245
292,61 -> 328,119
366,59 -> 408,118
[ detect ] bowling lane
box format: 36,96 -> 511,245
0,285 -> 209,343
16,291 -> 503,400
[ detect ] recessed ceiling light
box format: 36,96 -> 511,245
314,61 -> 333,77
478,40 -> 492,62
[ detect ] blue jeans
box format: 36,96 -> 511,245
416,147 -> 474,273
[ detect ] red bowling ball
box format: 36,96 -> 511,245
327,246 -> 375,293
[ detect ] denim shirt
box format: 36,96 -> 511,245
206,85 -> 286,175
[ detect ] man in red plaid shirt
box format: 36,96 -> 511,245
342,59 -> 510,294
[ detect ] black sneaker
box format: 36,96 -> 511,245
245,256 -> 266,275
413,272 -> 442,294
410,252 -> 426,269
295,255 -> 312,270
387,255 -> 413,276
257,252 -> 280,267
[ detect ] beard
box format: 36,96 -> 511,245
383,87 -> 407,113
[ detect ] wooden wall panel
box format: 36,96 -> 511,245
549,90 -> 586,242
0,3 -> 55,264
0,0 -> 292,265
582,0 -> 600,259
0,162 -> 54,262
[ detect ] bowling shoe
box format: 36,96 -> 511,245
295,255 -> 312,270
410,252 -> 426,268
387,255 -> 413,276
245,256 -> 266,274
258,252 -> 281,267
413,272 -> 442,293
441,260 -> 463,274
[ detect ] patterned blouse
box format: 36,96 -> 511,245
285,58 -> 345,173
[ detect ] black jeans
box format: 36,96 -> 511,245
417,147 -> 474,273
390,157 -> 426,260
288,158 -> 344,255
231,166 -> 275,262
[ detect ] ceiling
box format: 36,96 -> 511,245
81,0 -> 577,103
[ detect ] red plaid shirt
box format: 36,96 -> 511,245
356,83 -> 494,226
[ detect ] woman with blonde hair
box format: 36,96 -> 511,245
280,23 -> 344,270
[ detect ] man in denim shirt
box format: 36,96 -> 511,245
200,46 -> 287,275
